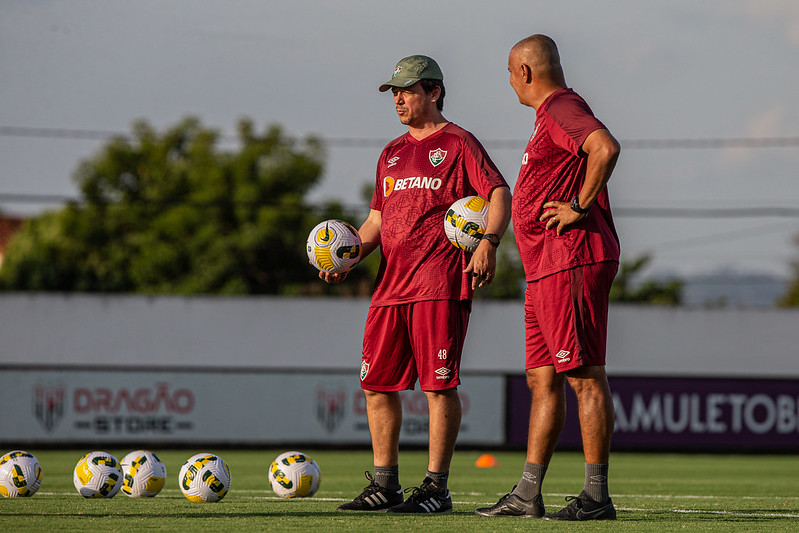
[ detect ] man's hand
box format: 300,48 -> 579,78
463,239 -> 497,289
540,201 -> 585,236
318,269 -> 349,284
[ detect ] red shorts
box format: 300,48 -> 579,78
361,300 -> 470,391
524,261 -> 617,373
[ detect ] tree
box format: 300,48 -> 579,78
610,253 -> 683,305
0,117 -> 369,295
778,233 -> 799,307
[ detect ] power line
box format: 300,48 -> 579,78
2,193 -> 799,218
2,125 -> 799,150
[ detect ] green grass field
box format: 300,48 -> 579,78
1,448 -> 797,532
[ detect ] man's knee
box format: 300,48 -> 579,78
566,365 -> 610,398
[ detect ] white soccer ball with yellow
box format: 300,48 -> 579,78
73,451 -> 123,498
0,450 -> 43,497
268,451 -> 321,498
444,196 -> 489,252
178,453 -> 231,503
306,219 -> 362,273
121,450 -> 167,498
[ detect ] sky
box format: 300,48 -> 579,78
2,0 -> 799,279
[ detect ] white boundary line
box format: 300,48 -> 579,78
30,490 -> 799,519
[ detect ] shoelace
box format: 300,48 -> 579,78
404,482 -> 440,502
355,471 -> 383,499
563,495 -> 583,508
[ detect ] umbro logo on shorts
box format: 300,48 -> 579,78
435,367 -> 451,380
555,350 -> 571,363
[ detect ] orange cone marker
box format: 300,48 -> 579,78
475,454 -> 499,468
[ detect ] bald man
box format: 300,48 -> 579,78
475,34 -> 621,521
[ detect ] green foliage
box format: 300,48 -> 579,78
0,117 -> 370,295
610,253 -> 683,305
778,233 -> 799,307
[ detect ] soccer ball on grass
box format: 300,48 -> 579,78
73,451 -> 123,498
121,450 -> 167,498
0,450 -> 43,497
268,451 -> 321,498
178,453 -> 231,503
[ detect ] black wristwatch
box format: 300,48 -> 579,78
570,195 -> 590,215
481,233 -> 500,247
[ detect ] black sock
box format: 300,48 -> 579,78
511,462 -> 547,500
584,463 -> 609,503
425,469 -> 449,489
374,465 -> 400,491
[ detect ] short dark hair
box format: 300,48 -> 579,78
419,79 -> 445,111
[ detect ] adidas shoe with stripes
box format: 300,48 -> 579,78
385,477 -> 452,514
336,471 -> 403,511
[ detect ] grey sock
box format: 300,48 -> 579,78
374,465 -> 400,491
425,469 -> 449,489
584,463 -> 609,503
511,462 -> 547,500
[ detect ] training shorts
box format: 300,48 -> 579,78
524,261 -> 618,373
360,300 -> 470,392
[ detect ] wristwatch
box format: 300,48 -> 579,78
481,233 -> 500,247
570,195 -> 590,215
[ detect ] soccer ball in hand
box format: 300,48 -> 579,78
307,219 -> 362,273
444,196 -> 489,252
178,453 -> 231,503
268,451 -> 321,498
0,450 -> 43,497
73,451 -> 123,498
121,450 -> 167,498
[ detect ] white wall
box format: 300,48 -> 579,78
2,294 -> 798,378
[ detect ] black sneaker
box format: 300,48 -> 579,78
474,486 -> 545,517
336,471 -> 403,511
543,491 -> 616,521
385,477 -> 452,514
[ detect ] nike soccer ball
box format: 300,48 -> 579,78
121,450 -> 167,498
307,219 -> 362,273
0,450 -> 43,497
178,453 -> 231,503
73,451 -> 123,498
444,196 -> 489,252
268,451 -> 321,498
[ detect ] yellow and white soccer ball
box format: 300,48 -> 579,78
444,196 -> 490,252
178,453 -> 231,503
0,450 -> 43,497
268,451 -> 321,498
73,451 -> 123,498
120,450 -> 167,498
306,219 -> 362,273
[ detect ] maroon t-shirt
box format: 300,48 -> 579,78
369,122 -> 508,306
512,88 -> 620,282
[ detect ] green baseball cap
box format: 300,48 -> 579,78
378,55 -> 444,92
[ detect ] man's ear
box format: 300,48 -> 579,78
521,63 -> 533,83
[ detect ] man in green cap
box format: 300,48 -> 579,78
320,55 -> 511,513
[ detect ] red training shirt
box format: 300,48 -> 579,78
369,122 -> 508,306
512,88 -> 620,282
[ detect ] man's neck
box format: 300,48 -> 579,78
529,85 -> 564,111
407,118 -> 449,141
